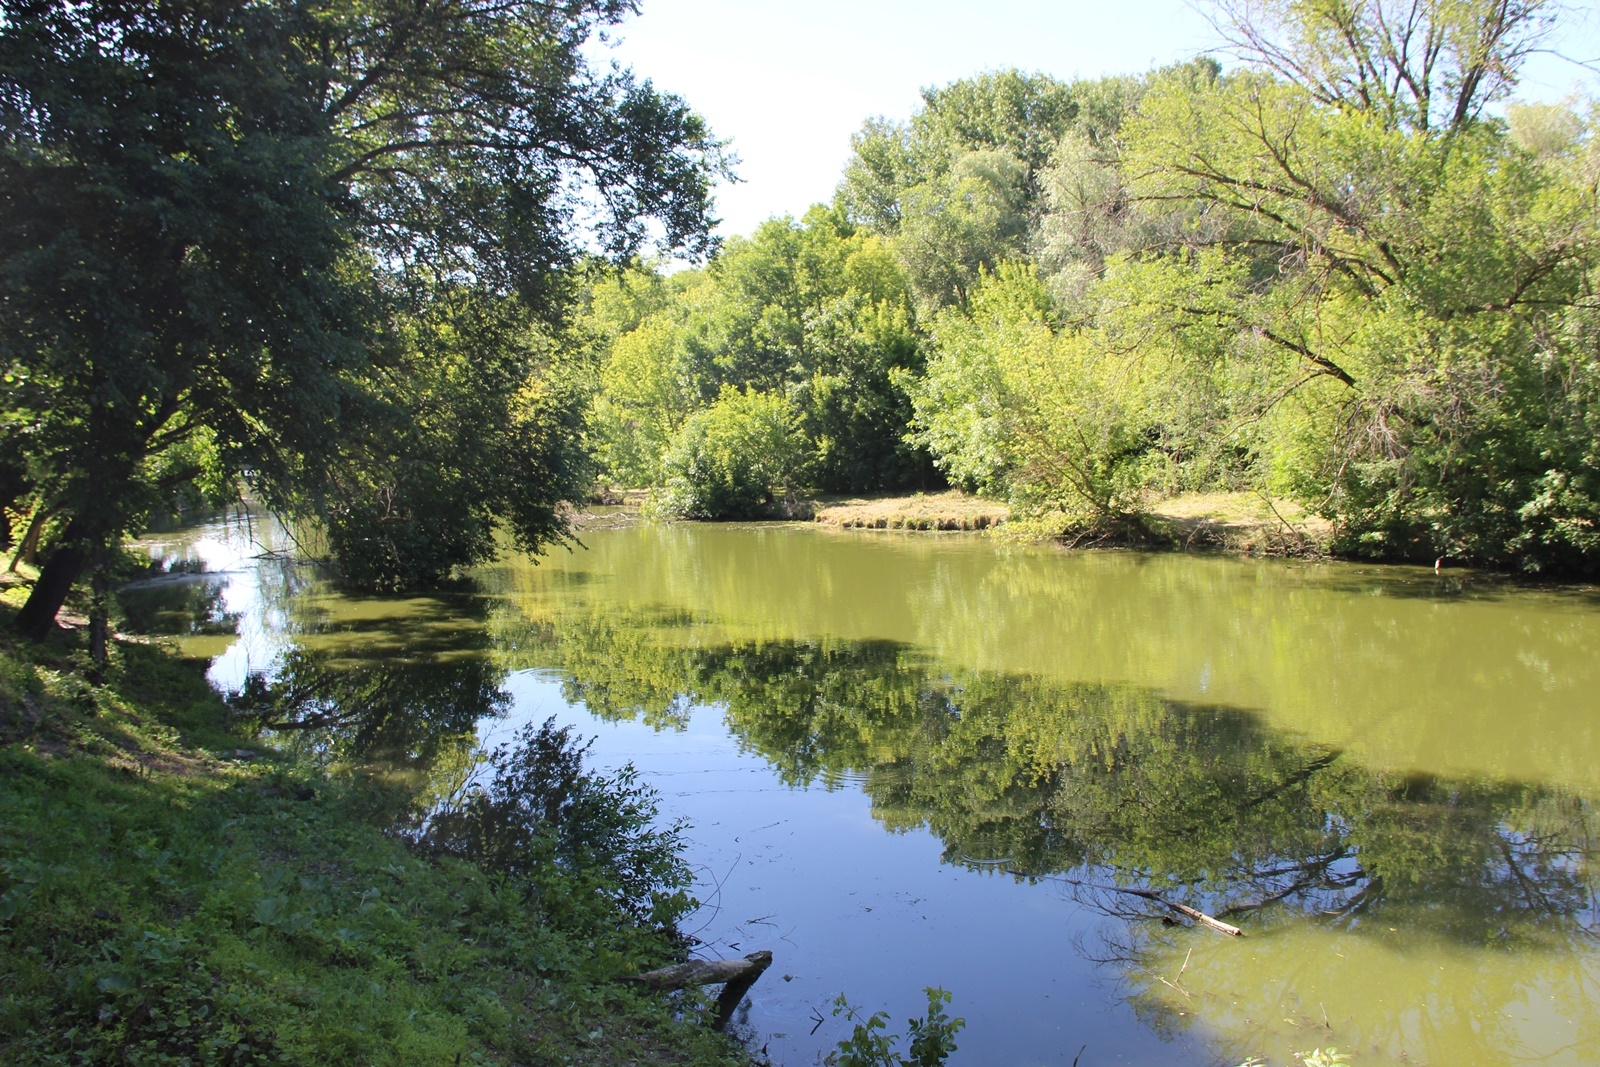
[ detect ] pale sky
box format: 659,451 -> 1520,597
594,0 -> 1600,242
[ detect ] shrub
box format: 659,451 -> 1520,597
653,386 -> 807,519
411,717 -> 693,929
825,987 -> 964,1067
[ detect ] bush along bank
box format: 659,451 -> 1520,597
0,615 -> 751,1067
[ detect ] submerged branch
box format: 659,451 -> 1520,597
1007,871 -> 1244,936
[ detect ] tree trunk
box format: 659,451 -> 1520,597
622,951 -> 774,991
8,507 -> 50,572
89,550 -> 110,677
622,950 -> 774,1033
13,518 -> 92,640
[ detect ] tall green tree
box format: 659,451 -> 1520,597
590,208 -> 931,500
837,69 -> 1080,240
1,0 -> 725,638
836,70 -> 1145,312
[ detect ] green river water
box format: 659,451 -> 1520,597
125,515 -> 1600,1067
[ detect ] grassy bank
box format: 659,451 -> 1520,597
810,491 -> 1009,532
0,599 -> 749,1066
577,487 -> 1336,559
808,490 -> 1330,556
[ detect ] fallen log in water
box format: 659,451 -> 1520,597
623,950 -> 774,1031
623,950 -> 774,990
1006,871 -> 1244,937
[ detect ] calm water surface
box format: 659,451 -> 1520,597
125,516 -> 1600,1067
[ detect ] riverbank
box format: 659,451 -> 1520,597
812,490 -> 1329,552
0,597 -> 750,1066
579,489 -> 1332,556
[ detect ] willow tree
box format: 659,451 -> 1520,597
1,0 -> 725,639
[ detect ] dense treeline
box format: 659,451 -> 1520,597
5,0 -> 1599,648
587,0 -> 1600,576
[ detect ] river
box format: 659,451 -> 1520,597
123,513 -> 1600,1066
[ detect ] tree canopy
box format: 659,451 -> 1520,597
575,0 -> 1600,576
8,0 -> 1600,636
2,0 -> 726,637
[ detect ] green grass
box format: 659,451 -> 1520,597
0,619 -> 748,1067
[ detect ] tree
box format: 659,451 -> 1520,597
1207,0 -> 1558,134
897,151 -> 1031,310
589,208 -> 930,495
909,263 -> 1174,526
914,69 -> 1080,188
1118,0 -> 1600,570
836,71 -> 1148,313
590,308 -> 702,488
289,291 -> 599,590
837,69 -> 1081,240
1,0 -> 725,639
652,385 -> 806,519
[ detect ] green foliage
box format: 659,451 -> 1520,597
837,69 -> 1083,242
897,151 -> 1031,311
591,310 -> 701,488
825,988 -> 964,1067
2,0 -> 726,630
654,387 -> 807,519
870,0 -> 1600,574
13,0 -> 1600,661
415,718 -> 693,929
836,68 -> 1150,312
292,292 -> 596,589
909,264 -> 1169,527
0,629 -> 745,1067
590,210 -> 930,498
1113,53 -> 1600,571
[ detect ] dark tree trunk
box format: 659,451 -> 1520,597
13,518 -> 92,641
89,550 -> 110,675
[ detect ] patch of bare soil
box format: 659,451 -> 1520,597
1143,492 -> 1332,557
811,491 -> 1009,531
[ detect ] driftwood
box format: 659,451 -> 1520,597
623,950 -> 774,990
1145,892 -> 1244,937
623,950 -> 774,1031
1007,872 -> 1244,937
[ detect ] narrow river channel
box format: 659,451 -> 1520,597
123,513 -> 1600,1067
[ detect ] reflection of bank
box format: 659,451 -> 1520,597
130,515 -> 1600,1067
125,511 -> 302,690
490,561 -> 1600,1067
123,512 -> 514,814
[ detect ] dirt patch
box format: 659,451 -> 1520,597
811,491 -> 1009,532
1143,492 -> 1332,556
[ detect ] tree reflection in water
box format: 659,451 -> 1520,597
231,648 -> 508,775
134,557 -> 1597,1061
119,563 -> 241,636
497,609 -> 1600,1050
223,585 -> 512,809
